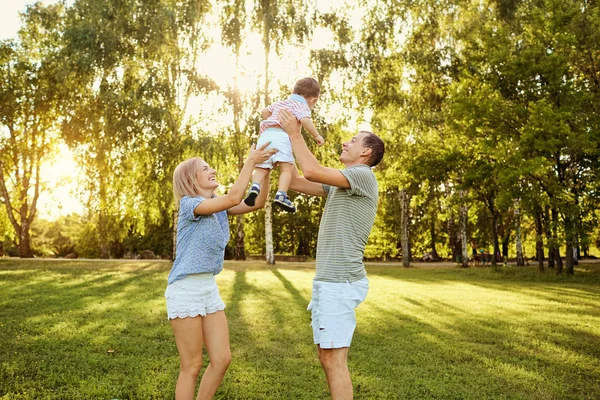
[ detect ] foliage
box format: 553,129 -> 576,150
3,0 -> 600,275
0,2 -> 64,257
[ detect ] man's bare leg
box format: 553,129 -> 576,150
317,346 -> 353,400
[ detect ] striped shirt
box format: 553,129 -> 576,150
314,165 -> 379,283
260,94 -> 311,133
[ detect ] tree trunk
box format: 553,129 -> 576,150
552,208 -> 563,273
573,237 -> 579,266
460,203 -> 469,268
98,209 -> 109,259
19,220 -> 33,258
564,216 -> 574,275
264,190 -> 275,264
235,215 -> 246,260
555,247 -> 563,274
262,24 -> 274,265
565,244 -> 574,275
544,206 -> 554,269
430,217 -> 439,260
400,189 -> 410,267
447,211 -> 460,263
515,201 -> 524,266
491,211 -> 500,266
172,209 -> 178,261
534,208 -> 544,272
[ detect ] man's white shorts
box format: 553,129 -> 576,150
307,277 -> 369,349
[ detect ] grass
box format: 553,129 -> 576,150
1,258 -> 599,399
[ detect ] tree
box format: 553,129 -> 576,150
251,0 -> 312,264
60,0 -> 213,258
0,3 -> 63,257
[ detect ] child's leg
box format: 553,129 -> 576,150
244,167 -> 269,207
273,162 -> 296,213
277,162 -> 293,193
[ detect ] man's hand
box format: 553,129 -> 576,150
279,109 -> 301,136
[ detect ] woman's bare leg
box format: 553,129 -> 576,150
196,310 -> 231,400
170,316 -> 204,400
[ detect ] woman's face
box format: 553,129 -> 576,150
195,159 -> 218,192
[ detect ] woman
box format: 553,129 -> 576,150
166,142 -> 276,400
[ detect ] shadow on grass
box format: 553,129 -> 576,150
0,261 -> 176,399
2,260 -> 599,399
221,270 -> 327,399
354,298 -> 599,400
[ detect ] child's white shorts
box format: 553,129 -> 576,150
164,273 -> 225,319
307,277 -> 369,349
256,128 -> 295,168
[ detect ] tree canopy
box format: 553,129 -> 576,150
1,0 -> 599,275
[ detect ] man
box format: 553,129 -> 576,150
279,109 -> 385,400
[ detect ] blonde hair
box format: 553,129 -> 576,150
173,157 -> 204,203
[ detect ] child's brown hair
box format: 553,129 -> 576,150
293,77 -> 320,98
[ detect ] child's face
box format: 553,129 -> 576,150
308,96 -> 319,110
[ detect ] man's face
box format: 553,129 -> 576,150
340,131 -> 370,165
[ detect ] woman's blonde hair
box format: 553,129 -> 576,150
173,157 -> 204,203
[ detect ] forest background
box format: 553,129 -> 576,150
1,0 -> 600,275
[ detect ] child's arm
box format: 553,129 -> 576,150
300,118 -> 324,146
261,107 -> 272,120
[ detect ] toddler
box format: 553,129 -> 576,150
244,77 -> 324,212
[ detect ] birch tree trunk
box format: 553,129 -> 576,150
262,17 -> 275,265
400,189 -> 410,267
264,190 -> 275,264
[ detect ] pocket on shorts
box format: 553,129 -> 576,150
343,279 -> 369,309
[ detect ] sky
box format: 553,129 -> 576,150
0,0 -> 62,40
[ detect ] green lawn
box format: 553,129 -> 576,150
1,259 -> 599,399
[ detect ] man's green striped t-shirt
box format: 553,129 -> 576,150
314,164 -> 379,283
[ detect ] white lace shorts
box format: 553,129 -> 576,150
164,273 -> 226,319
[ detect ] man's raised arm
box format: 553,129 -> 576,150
279,109 -> 350,189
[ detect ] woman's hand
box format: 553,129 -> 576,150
247,141 -> 277,165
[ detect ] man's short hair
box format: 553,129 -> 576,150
360,131 -> 385,167
293,77 -> 320,98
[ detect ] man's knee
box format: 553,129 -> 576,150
318,348 -> 347,371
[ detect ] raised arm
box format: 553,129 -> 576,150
261,107 -> 272,120
289,163 -> 326,197
279,109 -> 350,189
228,170 -> 273,215
300,118 -> 324,146
193,143 -> 276,215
